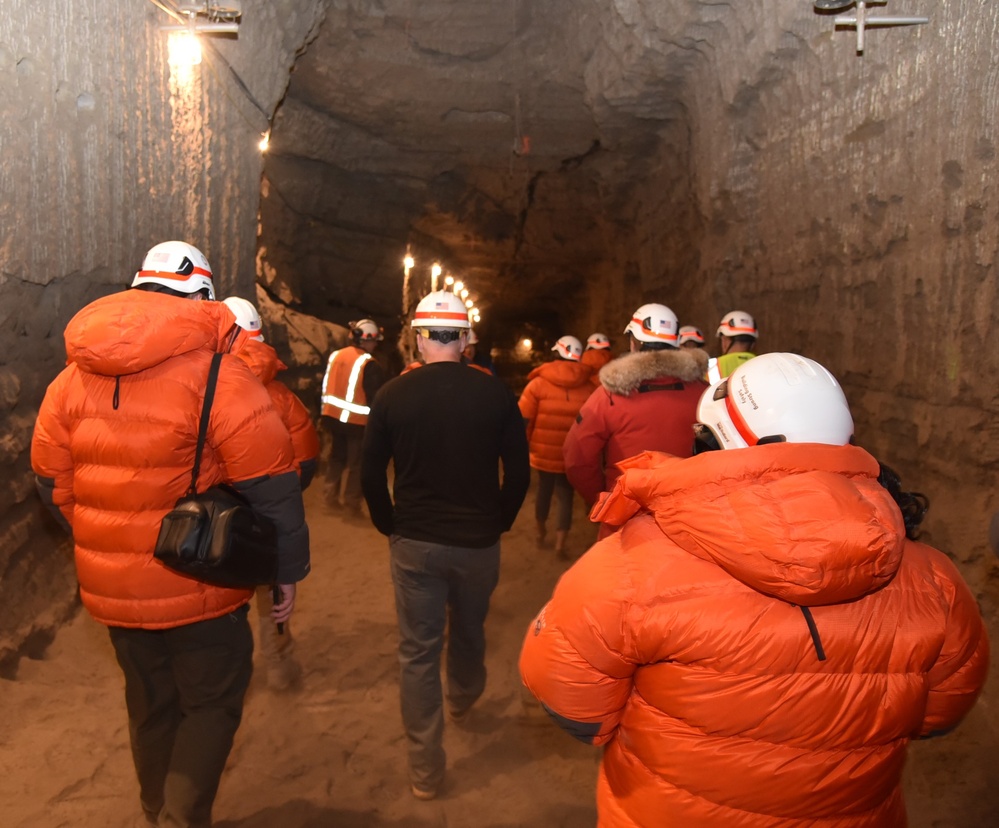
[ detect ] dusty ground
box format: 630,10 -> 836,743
1,481 -> 996,827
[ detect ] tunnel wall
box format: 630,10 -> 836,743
0,0 -> 325,674
569,1 -> 999,603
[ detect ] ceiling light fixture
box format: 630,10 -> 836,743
815,1 -> 928,54
160,1 -> 242,35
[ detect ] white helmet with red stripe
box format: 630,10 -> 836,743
677,325 -> 705,346
717,310 -> 758,339
411,290 -> 471,329
696,353 -> 853,450
222,296 -> 263,340
351,318 -> 384,341
585,332 -> 610,350
623,303 -> 679,345
132,241 -> 214,299
551,335 -> 583,361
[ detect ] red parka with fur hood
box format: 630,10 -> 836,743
518,358 -> 594,473
562,346 -> 708,505
520,445 -> 988,827
236,337 -> 320,489
31,290 -> 311,629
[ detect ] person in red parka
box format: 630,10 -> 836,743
562,303 -> 708,512
224,296 -> 320,692
521,353 -> 988,828
518,335 -> 594,558
31,241 -> 311,828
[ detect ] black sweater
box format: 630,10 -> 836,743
360,361 -> 530,548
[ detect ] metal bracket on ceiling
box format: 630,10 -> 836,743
816,1 -> 929,54
161,1 -> 242,34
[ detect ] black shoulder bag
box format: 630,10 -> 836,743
154,353 -> 279,588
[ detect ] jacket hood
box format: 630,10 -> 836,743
591,443 -> 905,606
599,347 -> 708,394
237,338 -> 286,385
64,290 -> 241,376
528,359 -> 594,388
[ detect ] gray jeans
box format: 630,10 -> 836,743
388,535 -> 501,790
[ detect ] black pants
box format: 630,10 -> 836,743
534,470 -> 574,531
108,605 -> 253,828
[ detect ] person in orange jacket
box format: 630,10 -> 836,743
518,335 -> 594,558
520,353 -> 988,828
224,296 -> 320,691
31,242 -> 310,828
580,332 -> 614,380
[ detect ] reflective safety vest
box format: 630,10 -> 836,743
707,351 -> 756,384
321,346 -> 373,425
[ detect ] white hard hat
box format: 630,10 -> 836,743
222,296 -> 264,340
551,335 -> 583,361
718,310 -> 758,339
677,325 -> 705,346
131,241 -> 214,299
351,318 -> 383,341
585,332 -> 610,350
696,353 -> 854,450
623,303 -> 679,345
411,291 -> 471,329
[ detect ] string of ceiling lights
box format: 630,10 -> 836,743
403,253 -> 481,325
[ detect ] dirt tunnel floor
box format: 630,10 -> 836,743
2,481 -> 996,827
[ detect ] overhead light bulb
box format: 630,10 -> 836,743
168,31 -> 202,67
258,131 -> 270,152
404,254 -> 415,270
431,263 -> 442,278
460,289 -> 469,299
444,275 -> 454,286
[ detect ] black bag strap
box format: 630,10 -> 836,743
187,352 -> 224,496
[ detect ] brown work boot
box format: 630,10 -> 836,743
535,520 -> 550,549
554,529 -> 570,560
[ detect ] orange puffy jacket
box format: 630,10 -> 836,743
518,359 -> 594,473
580,347 -> 612,384
520,444 -> 988,827
31,290 -> 308,629
236,338 -> 320,488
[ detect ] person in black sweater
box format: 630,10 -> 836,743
361,291 -> 530,801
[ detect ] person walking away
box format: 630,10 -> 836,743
223,296 -> 319,691
707,309 -> 758,382
31,241 -> 311,828
521,352 -> 988,828
360,290 -> 530,801
563,303 -> 707,513
677,325 -> 706,350
320,318 -> 386,519
580,332 -> 613,381
518,335 -> 593,558
462,328 -> 496,375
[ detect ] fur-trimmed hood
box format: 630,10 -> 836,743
598,347 -> 708,395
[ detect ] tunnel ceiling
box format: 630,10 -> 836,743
258,0 -> 794,336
